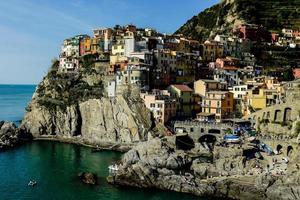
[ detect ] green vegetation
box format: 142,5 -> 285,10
176,0 -> 300,40
36,57 -> 105,111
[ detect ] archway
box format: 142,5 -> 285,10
208,129 -> 221,134
175,135 -> 195,151
287,146 -> 293,157
283,108 -> 292,122
199,134 -> 217,151
266,111 -> 270,119
274,110 -> 282,122
276,144 -> 283,154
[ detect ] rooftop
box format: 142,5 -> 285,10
171,84 -> 193,92
196,79 -> 220,83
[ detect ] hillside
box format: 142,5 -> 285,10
176,0 -> 300,40
20,56 -> 155,150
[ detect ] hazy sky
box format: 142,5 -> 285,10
0,0 -> 219,84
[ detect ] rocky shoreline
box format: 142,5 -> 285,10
107,138 -> 300,200
0,121 -> 32,151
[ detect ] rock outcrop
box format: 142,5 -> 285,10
78,172 -> 98,185
0,121 -> 30,150
20,59 -> 155,149
108,137 -> 300,200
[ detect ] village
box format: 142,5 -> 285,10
55,24 -> 300,180
58,24 -> 300,125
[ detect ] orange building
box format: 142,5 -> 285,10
202,91 -> 234,122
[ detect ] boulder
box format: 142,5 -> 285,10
78,172 -> 98,185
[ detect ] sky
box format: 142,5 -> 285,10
0,0 -> 219,84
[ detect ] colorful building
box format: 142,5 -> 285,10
140,90 -> 177,124
201,40 -> 224,62
194,79 -> 227,97
202,91 -> 234,122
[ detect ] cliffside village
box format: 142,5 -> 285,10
58,24 -> 300,127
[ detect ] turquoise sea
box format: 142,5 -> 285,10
0,85 -> 202,200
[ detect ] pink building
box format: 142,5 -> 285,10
293,68 -> 300,79
140,90 -> 177,124
215,57 -> 239,69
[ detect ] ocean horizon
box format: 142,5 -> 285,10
0,84 -> 36,123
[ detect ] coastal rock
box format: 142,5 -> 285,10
20,95 -> 153,147
19,63 -> 155,149
0,121 -> 23,150
78,172 -> 98,185
110,137 -> 290,200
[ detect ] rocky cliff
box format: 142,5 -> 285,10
20,57 -> 155,148
176,0 -> 300,40
108,138 -> 300,200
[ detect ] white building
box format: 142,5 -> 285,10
124,31 -> 135,57
214,68 -> 242,87
230,85 -> 248,100
59,57 -> 79,72
116,64 -> 149,91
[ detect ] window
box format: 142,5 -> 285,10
150,103 -> 155,108
158,104 -> 163,108
190,128 -> 194,132
227,101 -> 230,106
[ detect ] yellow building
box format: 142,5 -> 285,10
175,53 -> 197,84
168,84 -> 193,104
246,88 -> 267,111
112,43 -> 125,56
201,40 -> 224,62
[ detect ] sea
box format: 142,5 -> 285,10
0,85 -> 202,200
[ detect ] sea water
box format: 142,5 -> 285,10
0,85 -> 204,200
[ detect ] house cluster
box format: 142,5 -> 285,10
57,24 -> 300,125
272,28 -> 300,48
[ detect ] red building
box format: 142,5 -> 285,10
239,24 -> 271,42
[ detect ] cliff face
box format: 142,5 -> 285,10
176,0 -> 300,40
109,138 -> 300,200
20,58 -> 154,147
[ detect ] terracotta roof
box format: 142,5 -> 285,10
172,84 -> 193,92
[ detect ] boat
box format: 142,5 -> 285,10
28,180 -> 37,187
259,143 -> 273,155
224,135 -> 241,143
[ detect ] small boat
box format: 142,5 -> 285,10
224,135 -> 241,143
28,180 -> 37,187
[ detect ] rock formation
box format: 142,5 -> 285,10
20,59 -> 155,149
108,137 -> 300,200
0,121 -> 30,150
78,172 -> 98,185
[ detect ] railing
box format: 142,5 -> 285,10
172,120 -> 233,129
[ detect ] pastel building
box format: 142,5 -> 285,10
201,40 -> 224,62
202,91 -> 234,122
168,84 -> 193,104
116,64 -> 149,91
140,90 -> 177,124
59,57 -> 79,72
194,79 -> 227,97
